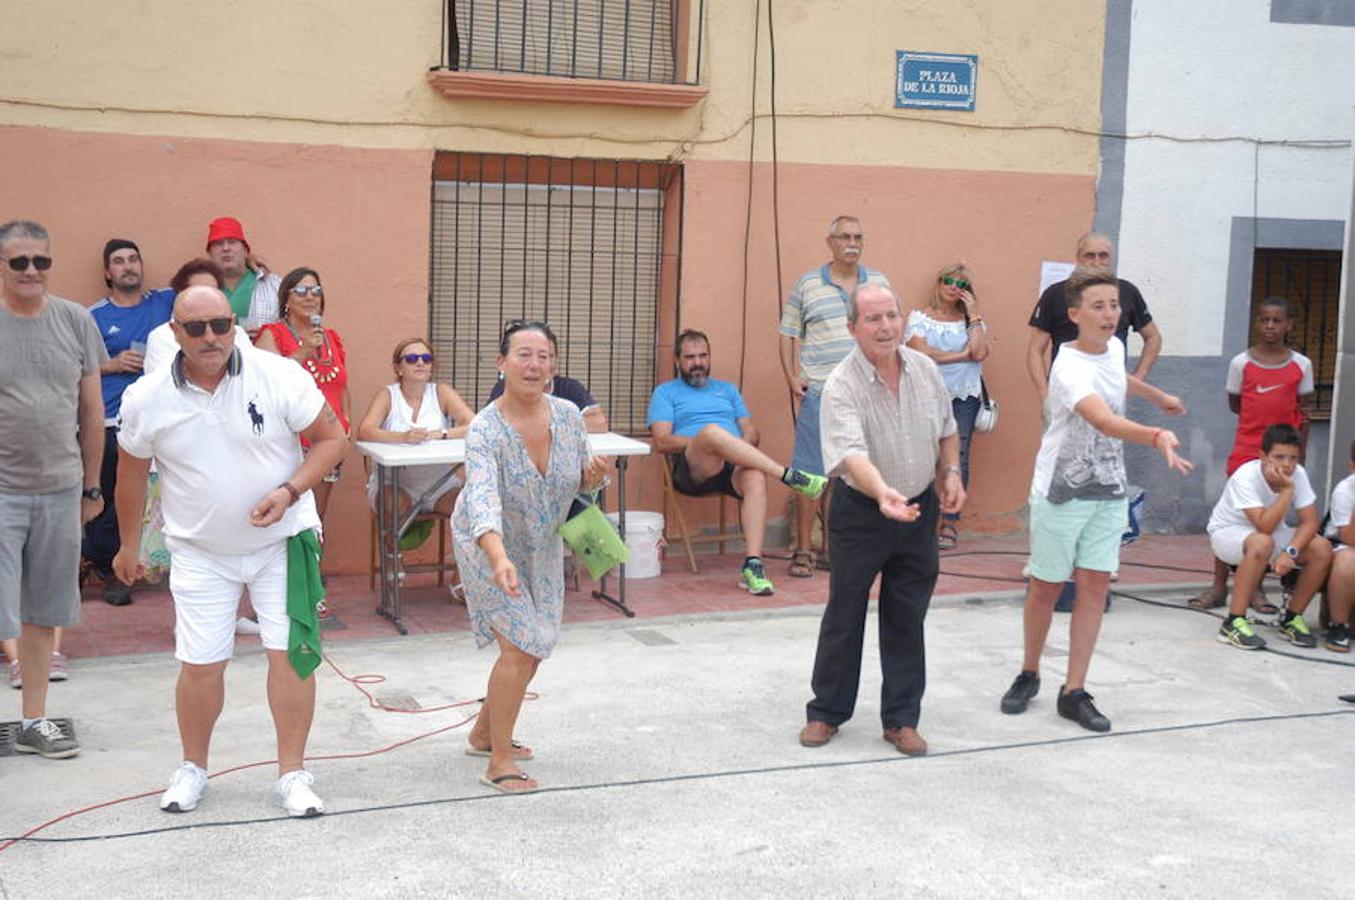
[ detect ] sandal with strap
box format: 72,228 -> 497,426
1187,587 -> 1227,610
789,551 -> 815,578
937,523 -> 958,551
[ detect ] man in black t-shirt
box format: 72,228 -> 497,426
1025,232 -> 1162,400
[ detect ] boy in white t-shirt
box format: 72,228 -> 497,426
1207,423 -> 1332,650
1000,267 -> 1192,733
1321,440 -> 1354,652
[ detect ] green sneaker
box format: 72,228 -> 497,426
784,468 -> 828,499
739,558 -> 775,596
1278,611 -> 1317,648
1217,615 -> 1266,650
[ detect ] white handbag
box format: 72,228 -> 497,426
973,377 -> 998,433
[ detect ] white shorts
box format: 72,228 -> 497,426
166,537 -> 291,664
1209,524 -> 1295,567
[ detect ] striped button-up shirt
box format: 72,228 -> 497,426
820,344 -> 957,499
780,264 -> 892,388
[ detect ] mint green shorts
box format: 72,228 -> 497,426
1028,493 -> 1128,583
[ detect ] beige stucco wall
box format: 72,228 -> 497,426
0,1 -> 1103,173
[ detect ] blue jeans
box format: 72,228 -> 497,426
944,396 -> 981,524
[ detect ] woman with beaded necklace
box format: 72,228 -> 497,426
255,266 -> 350,518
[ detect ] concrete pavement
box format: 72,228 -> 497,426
3,585 -> 1354,898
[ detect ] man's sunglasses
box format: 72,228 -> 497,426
3,255 -> 53,272
940,276 -> 971,290
176,316 -> 234,338
290,285 -> 324,297
401,353 -> 434,364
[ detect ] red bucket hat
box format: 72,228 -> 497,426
205,217 -> 250,252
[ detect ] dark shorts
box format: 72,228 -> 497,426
670,454 -> 742,500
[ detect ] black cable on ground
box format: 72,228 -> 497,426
1111,588 -> 1355,669
5,707 -> 1351,846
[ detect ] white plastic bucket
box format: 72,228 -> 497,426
606,511 -> 664,579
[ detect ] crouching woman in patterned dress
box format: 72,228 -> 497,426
452,321 -> 610,794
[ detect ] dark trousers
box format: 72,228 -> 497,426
81,425 -> 120,572
943,396 -> 980,523
806,481 -> 940,730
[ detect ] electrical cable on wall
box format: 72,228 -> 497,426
736,0 -> 762,391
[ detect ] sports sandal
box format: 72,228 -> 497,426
937,523 -> 958,551
789,551 -> 815,578
1187,587 -> 1227,610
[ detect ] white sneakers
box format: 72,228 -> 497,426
159,762 -> 324,818
160,761 -> 209,812
275,769 -> 325,818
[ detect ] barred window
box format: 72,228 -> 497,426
429,153 -> 679,433
448,0 -> 691,83
1249,247 -> 1342,417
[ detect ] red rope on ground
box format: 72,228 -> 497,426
0,651 -> 536,854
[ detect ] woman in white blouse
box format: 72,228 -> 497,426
355,337 -> 475,517
905,263 -> 990,550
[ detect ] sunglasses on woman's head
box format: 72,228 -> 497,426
3,255 -> 52,272
176,316 -> 233,338
402,353 -> 434,364
290,285 -> 324,297
940,276 -> 971,290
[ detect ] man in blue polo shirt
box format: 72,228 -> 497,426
649,329 -> 827,596
84,239 -> 174,605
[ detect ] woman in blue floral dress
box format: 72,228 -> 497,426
453,321 -> 610,794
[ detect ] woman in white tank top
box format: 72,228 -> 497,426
355,337 -> 475,515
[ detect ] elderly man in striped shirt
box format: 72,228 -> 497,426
778,215 -> 891,578
799,283 -> 965,757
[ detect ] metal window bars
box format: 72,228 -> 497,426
1249,247 -> 1342,417
437,0 -> 704,85
429,154 -> 679,433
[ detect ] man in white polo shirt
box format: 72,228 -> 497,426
111,286 -> 346,818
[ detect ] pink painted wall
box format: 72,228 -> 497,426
0,126 -> 432,572
0,124 -> 1097,572
674,158 -> 1099,532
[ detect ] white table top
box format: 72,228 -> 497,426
356,431 -> 651,467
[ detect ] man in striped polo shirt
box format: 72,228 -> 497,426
778,215 -> 891,578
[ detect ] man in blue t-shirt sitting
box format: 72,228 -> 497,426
84,239 -> 174,605
648,329 -> 827,596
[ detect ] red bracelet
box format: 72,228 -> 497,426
1150,428 -> 1164,446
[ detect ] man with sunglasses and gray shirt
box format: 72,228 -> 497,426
0,219 -> 107,760
112,285 -> 346,817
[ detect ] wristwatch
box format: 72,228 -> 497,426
82,486 -> 102,501
1284,545 -> 1299,560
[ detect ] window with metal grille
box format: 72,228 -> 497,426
429,153 -> 679,434
441,0 -> 701,84
1249,247 -> 1342,418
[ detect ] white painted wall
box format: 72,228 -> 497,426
1117,0 -> 1355,356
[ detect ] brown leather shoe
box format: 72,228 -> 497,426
799,720 -> 838,747
882,726 -> 927,756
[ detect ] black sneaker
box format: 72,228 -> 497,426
1218,615 -> 1266,650
1000,670 -> 1040,715
1278,611 -> 1317,648
1325,623 -> 1351,654
1057,687 -> 1111,733
104,583 -> 133,606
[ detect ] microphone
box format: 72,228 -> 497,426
310,314 -> 323,329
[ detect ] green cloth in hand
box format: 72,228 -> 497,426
286,529 -> 325,679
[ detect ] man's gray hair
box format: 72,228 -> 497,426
1075,231 -> 1112,255
0,219 -> 49,246
826,215 -> 861,236
846,283 -> 900,322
